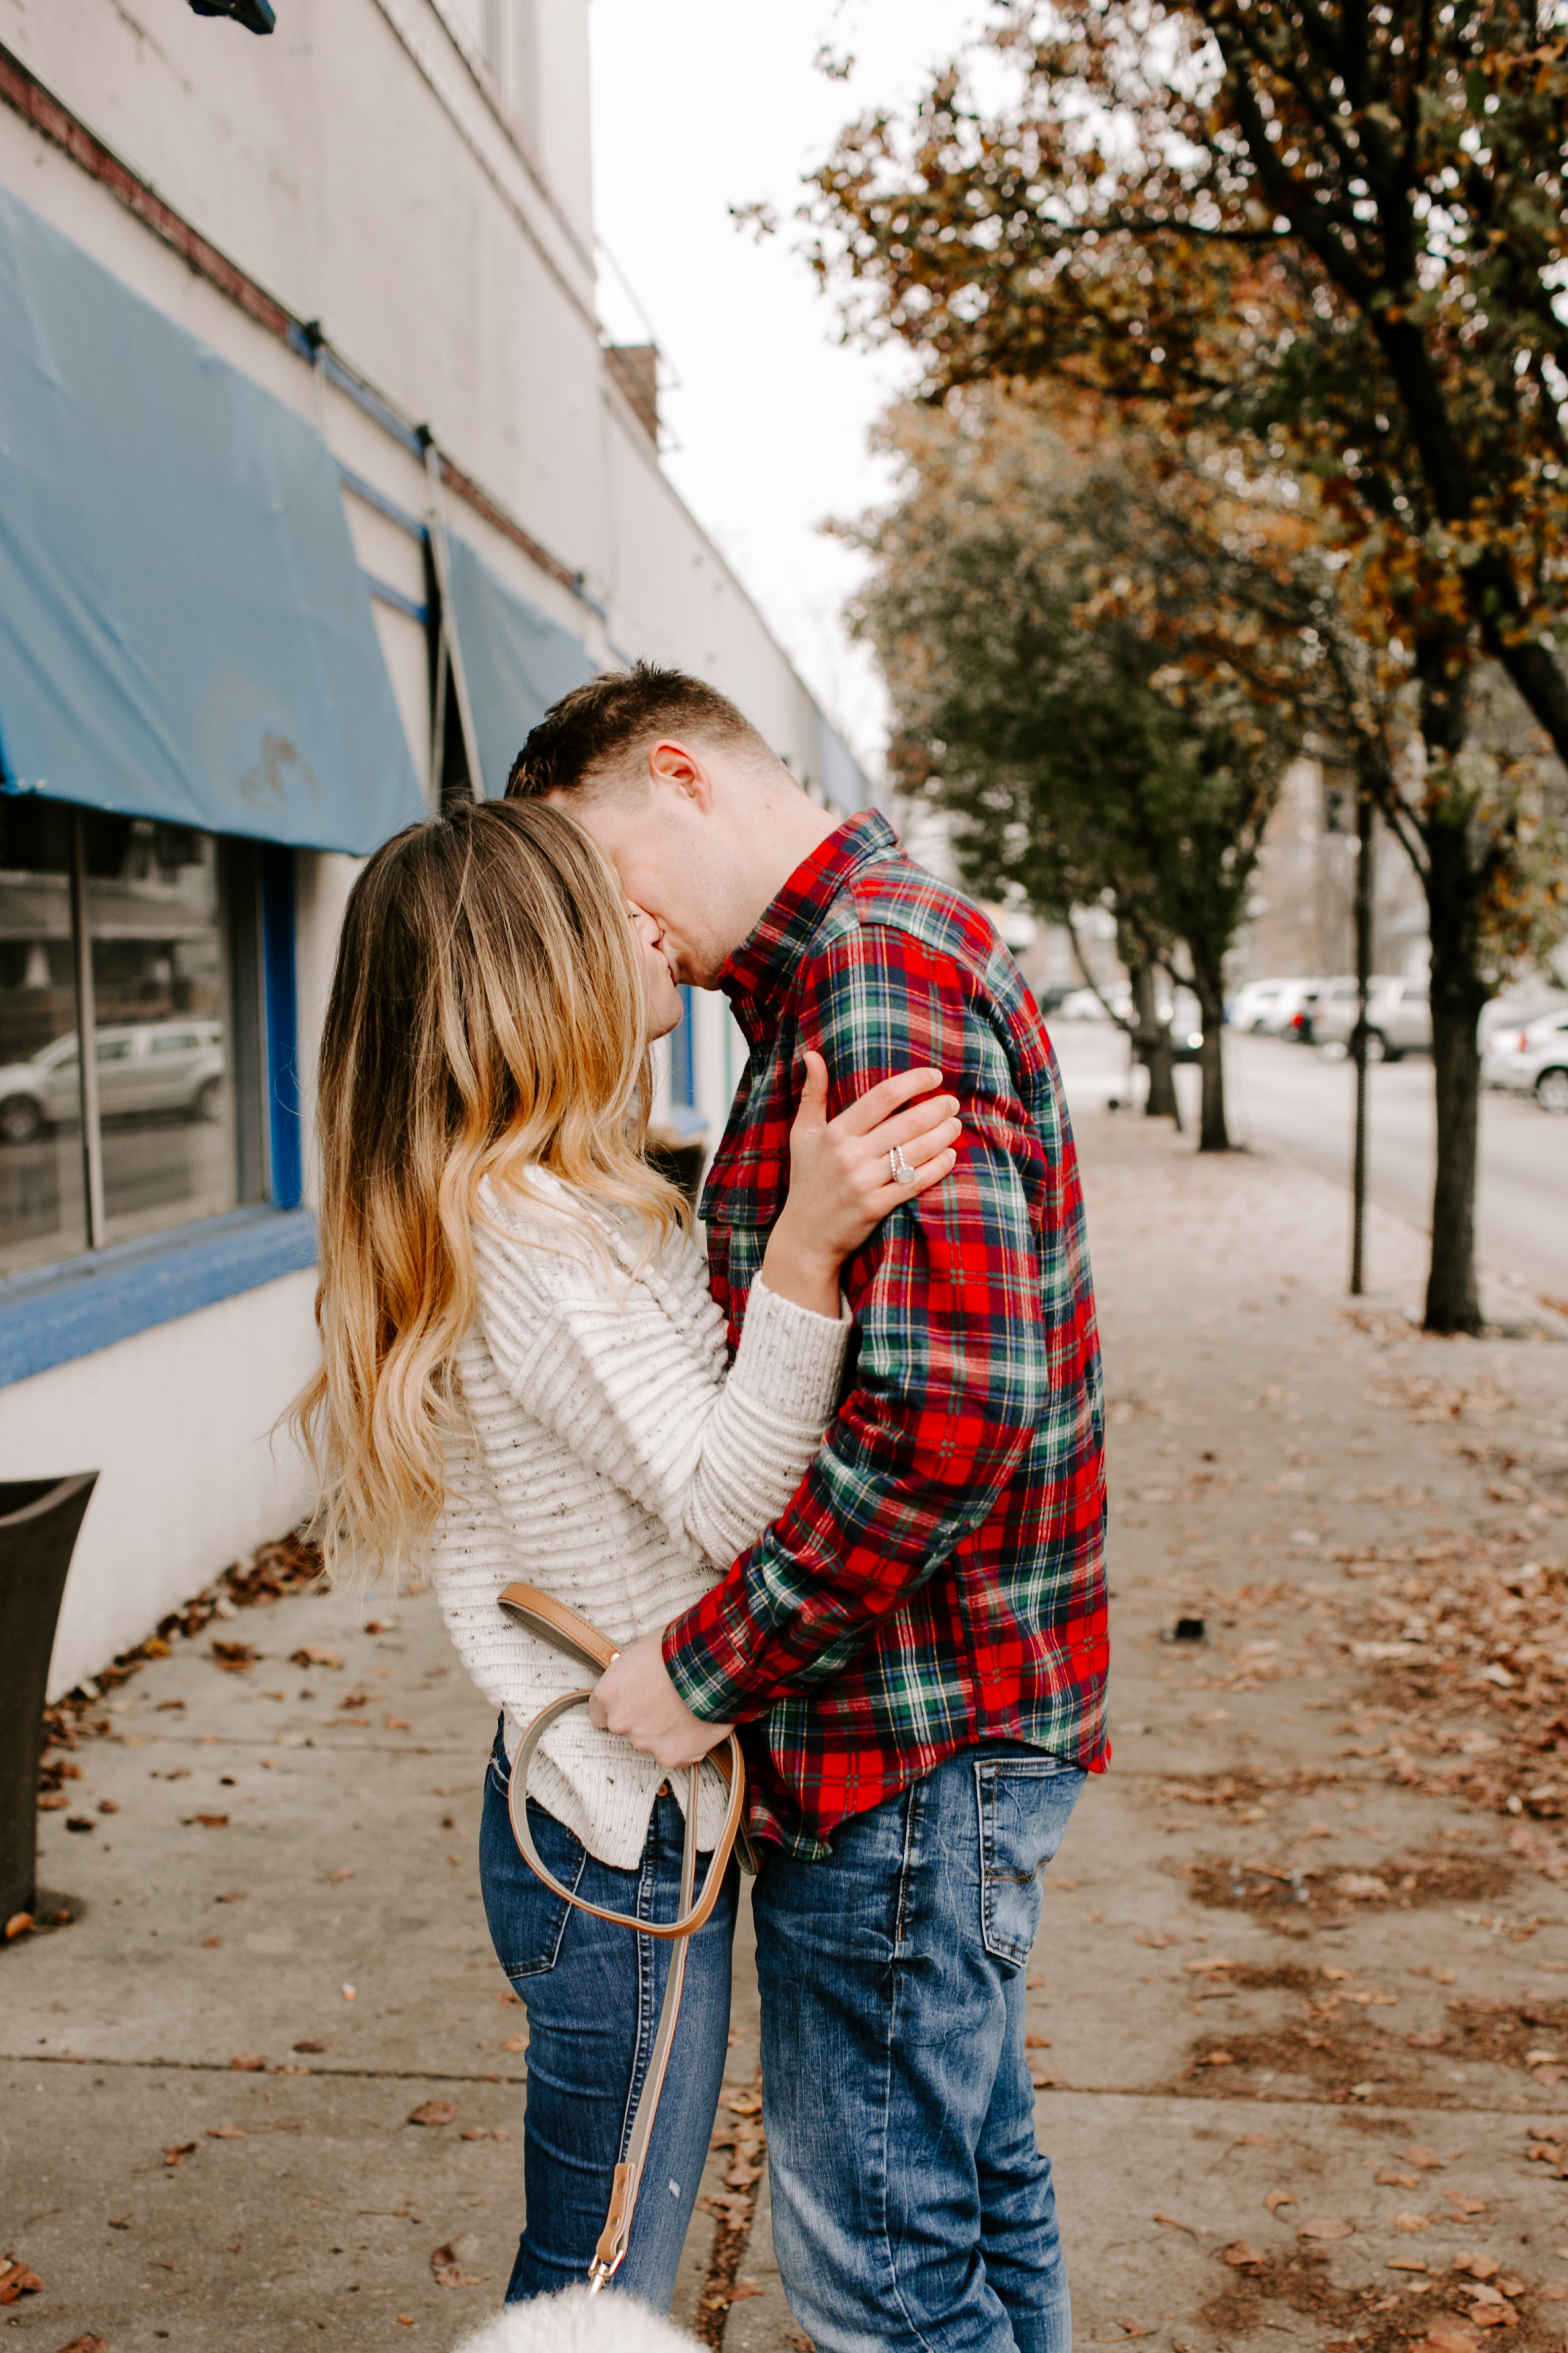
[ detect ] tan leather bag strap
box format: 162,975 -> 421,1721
496,1581 -> 748,2290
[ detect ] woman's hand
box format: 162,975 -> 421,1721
760,1053 -> 960,1318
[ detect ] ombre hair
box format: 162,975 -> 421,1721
292,798 -> 688,1583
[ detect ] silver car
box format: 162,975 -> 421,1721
1482,1008 -> 1568,1114
1312,977 -> 1432,1062
0,1021 -> 225,1144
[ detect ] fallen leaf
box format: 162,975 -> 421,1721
1452,2256 -> 1501,2280
1465,2286 -> 1505,2308
501,2034 -> 527,2053
1411,2326 -> 1480,2353
709,2281 -> 763,2305
1526,2049 -> 1563,2066
290,1645 -> 341,1668
229,2053 -> 266,2072
4,1913 -> 34,1940
1201,2050 -> 1236,2066
1154,2213 -> 1195,2233
0,2261 -> 42,2304
1264,2190 -> 1299,2213
339,1692 -> 369,1711
460,2128 -> 488,2142
1026,1976 -> 1045,1988
54,2339 -> 109,2352
211,1642 -> 257,1672
1445,2194 -> 1488,2218
725,2159 -> 764,2188
1234,2133 -> 1277,2146
206,2127 -> 244,2140
1135,1932 -> 1182,1948
407,2101 -> 457,2128
66,1816 -> 94,1832
386,1716 -> 412,1731
1031,2070 -> 1065,2089
1299,2218 -> 1355,2241
1025,2034 -> 1053,2049
97,1799 -> 119,1815
1392,2213 -> 1432,2234
1389,2260 -> 1429,2273
1404,2146 -> 1447,2170
1224,2242 -> 1268,2267
325,1867 -> 356,1883
396,2317 -> 415,2326
186,1814 -> 229,1830
430,2237 -> 490,2289
1378,2171 -> 1422,2188
1536,2283 -> 1568,2301
215,1890 -> 247,1903
108,2217 -> 130,2229
1090,2324 -> 1148,2343
492,2128 -> 509,2142
727,2092 -> 762,2118
162,2143 -> 197,2168
1323,1964 -> 1355,1982
293,2040 -> 327,2054
1407,2030 -> 1448,2049
1186,1956 -> 1238,1973
1048,1876 -> 1080,1890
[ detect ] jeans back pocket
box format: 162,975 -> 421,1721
479,1743 -> 587,1980
975,1754 -> 1087,1967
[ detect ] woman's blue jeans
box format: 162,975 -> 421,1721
754,1741 -> 1085,2353
479,1720 -> 738,2309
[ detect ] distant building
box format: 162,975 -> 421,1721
0,1 -> 872,1694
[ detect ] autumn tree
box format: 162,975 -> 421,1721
849,393 -> 1296,1149
807,0 -> 1568,1329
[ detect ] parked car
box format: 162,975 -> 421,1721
1245,977 -> 1325,1036
1481,1008 -> 1568,1114
1229,977 -> 1304,1033
1054,986 -> 1130,1023
1311,976 -> 1432,1062
0,1021 -> 224,1144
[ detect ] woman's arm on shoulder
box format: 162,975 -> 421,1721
472,1185 -> 851,1568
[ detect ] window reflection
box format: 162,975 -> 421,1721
0,800 -> 87,1276
81,814 -> 239,1248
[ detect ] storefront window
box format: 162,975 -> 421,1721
0,800 -> 265,1278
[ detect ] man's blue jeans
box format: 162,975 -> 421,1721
479,1722 -> 737,2309
754,1742 -> 1085,2352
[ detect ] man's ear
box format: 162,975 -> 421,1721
647,737 -> 715,811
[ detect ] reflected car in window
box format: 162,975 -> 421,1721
1482,1011 -> 1568,1115
0,1021 -> 224,1144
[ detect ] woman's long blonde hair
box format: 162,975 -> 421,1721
293,798 -> 688,1582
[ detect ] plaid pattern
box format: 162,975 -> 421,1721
662,813 -> 1109,1858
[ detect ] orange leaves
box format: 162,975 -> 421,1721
0,2261 -> 41,2305
406,2100 -> 457,2128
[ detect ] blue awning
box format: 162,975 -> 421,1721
445,531 -> 597,797
0,183 -> 425,854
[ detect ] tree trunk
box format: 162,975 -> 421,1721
1189,963 -> 1230,1152
1422,821 -> 1489,1335
1132,962 -> 1180,1122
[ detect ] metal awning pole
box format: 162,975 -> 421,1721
1348,785 -> 1375,1296
422,434 -> 484,803
68,808 -> 105,1249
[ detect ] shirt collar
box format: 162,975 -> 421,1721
719,811 -> 897,1031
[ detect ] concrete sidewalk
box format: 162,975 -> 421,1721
4,1102 -> 1567,2350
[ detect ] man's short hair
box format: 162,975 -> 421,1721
505,662 -> 769,801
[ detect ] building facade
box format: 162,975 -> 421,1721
0,0 -> 869,1696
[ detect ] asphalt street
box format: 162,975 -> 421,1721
1049,1018 -> 1568,1309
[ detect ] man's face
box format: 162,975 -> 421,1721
554,763 -> 740,989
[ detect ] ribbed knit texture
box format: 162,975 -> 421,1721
429,1170 -> 850,1868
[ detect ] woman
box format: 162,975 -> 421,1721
296,798 -> 959,2310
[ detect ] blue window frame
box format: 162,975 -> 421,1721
0,808 -> 314,1386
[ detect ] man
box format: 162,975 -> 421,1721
507,665 -> 1107,2353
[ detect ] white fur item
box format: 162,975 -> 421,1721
452,2286 -> 701,2352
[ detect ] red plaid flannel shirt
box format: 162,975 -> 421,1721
662,813 -> 1108,1857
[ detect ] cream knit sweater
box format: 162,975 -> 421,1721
429,1170 -> 850,1869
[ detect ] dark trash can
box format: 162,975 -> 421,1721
0,1473 -> 98,1928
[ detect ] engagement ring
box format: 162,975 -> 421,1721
888,1146 -> 918,1185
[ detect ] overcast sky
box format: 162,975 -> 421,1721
589,0 -> 988,774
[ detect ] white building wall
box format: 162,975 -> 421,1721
0,0 -> 866,1698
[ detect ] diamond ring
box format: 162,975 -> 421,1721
888,1146 -> 918,1185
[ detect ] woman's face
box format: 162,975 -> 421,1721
628,902 -> 684,1040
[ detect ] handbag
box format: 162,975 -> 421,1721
496,1583 -> 751,2297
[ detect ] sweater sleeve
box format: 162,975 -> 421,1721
472,1196 -> 851,1570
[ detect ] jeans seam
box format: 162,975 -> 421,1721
877,1782 -> 943,2352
